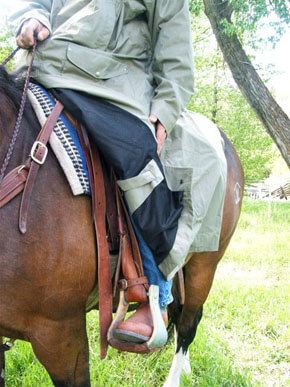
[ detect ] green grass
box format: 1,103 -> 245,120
5,198 -> 290,386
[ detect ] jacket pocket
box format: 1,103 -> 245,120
67,43 -> 128,79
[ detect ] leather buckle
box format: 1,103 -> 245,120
30,141 -> 48,165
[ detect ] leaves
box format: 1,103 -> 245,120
228,0 -> 290,43
189,15 -> 276,183
189,0 -> 203,16
190,0 -> 290,44
0,28 -> 14,69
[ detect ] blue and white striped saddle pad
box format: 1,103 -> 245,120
28,83 -> 90,196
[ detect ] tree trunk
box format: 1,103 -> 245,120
203,0 -> 290,168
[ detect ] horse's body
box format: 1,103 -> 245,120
0,68 -> 244,386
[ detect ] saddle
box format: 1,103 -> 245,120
0,101 -> 172,359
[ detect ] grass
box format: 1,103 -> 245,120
5,198 -> 290,386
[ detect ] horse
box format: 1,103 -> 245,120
0,67 -> 244,387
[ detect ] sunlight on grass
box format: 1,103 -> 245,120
5,198 -> 290,386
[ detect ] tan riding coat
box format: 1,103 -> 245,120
10,1 -> 227,279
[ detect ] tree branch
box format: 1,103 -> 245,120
203,0 -> 290,167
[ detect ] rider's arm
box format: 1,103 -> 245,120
9,0 -> 52,35
148,0 -> 194,134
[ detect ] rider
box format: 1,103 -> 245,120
10,1 -> 227,345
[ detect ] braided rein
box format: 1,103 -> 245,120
0,43 -> 36,183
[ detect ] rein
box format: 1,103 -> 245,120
0,44 -> 37,183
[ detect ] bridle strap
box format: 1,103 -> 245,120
0,44 -> 37,183
19,101 -> 64,234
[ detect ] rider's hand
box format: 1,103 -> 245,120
16,18 -> 50,49
149,114 -> 167,155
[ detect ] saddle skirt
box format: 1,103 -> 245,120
28,83 -> 91,196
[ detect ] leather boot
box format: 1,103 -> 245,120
113,303 -> 168,344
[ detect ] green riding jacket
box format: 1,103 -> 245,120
10,0 -> 194,133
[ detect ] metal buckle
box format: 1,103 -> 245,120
30,141 -> 48,165
118,279 -> 128,290
17,165 -> 26,174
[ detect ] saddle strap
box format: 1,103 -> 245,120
19,101 -> 64,233
90,143 -> 113,360
76,124 -> 113,360
103,168 -> 119,252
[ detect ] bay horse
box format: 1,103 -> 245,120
0,67 -> 244,386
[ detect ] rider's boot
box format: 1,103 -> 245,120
113,303 -> 168,343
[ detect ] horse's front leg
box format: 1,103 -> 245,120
164,251 -> 221,387
29,313 -> 90,387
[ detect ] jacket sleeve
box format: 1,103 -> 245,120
148,0 -> 194,134
9,1 -> 52,35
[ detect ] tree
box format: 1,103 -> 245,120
189,15 -> 275,182
193,0 -> 290,168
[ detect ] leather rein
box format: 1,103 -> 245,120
0,44 -> 36,183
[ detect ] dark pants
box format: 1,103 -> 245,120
52,89 -> 183,265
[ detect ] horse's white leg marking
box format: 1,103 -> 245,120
163,348 -> 190,387
182,350 -> 191,375
163,329 -> 191,387
174,328 -> 191,375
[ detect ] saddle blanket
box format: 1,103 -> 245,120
28,83 -> 90,196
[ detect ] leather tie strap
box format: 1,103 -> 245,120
74,123 -> 113,360
19,101 -> 64,234
177,269 -> 185,305
103,168 -> 119,252
89,142 -> 113,360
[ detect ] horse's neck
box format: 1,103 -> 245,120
0,95 -> 40,171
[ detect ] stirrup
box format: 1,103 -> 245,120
107,285 -> 168,353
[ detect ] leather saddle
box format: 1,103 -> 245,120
0,101 -> 172,358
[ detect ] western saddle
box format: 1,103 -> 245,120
0,101 -> 170,359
